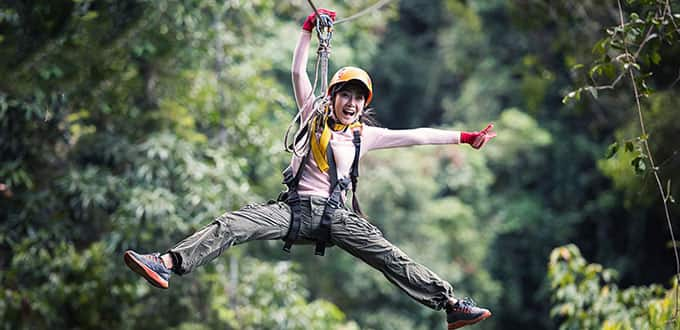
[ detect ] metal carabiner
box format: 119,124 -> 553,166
315,14 -> 334,43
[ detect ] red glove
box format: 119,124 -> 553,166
302,9 -> 336,32
461,123 -> 496,149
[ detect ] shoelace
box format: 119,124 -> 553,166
453,297 -> 477,313
142,253 -> 164,266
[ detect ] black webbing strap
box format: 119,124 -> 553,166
282,152 -> 310,252
315,146 -> 349,256
350,128 -> 363,215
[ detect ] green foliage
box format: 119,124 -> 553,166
2,0 -> 679,329
3,241 -> 128,329
548,244 -> 680,330
562,1 -> 678,182
598,90 -> 680,207
190,258 -> 357,330
0,1 -> 348,329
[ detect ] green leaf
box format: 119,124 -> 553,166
592,38 -> 609,55
605,142 -> 619,159
625,141 -> 635,152
602,63 -> 617,79
82,11 -> 98,21
631,156 -> 647,175
589,65 -> 603,79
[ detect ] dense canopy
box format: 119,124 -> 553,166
2,1 -> 679,329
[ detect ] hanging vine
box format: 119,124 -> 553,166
564,0 -> 680,317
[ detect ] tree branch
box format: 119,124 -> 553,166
617,0 -> 680,318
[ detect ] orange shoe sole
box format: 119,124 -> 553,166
447,310 -> 492,329
124,251 -> 169,289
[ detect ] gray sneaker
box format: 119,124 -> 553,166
123,250 -> 171,289
446,297 -> 491,329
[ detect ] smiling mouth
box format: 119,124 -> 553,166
342,108 -> 356,116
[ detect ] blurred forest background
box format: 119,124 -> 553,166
2,0 -> 680,329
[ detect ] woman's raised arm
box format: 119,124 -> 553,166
291,30 -> 313,111
291,9 -> 336,117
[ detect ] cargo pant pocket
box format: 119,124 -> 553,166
337,211 -> 383,238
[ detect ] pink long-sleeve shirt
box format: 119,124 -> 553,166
291,102 -> 461,197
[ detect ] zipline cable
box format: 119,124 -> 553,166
306,0 -> 322,23
334,0 -> 394,25
306,0 -> 394,25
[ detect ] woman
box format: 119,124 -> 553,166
124,9 -> 495,329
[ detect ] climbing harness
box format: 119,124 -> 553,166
281,117 -> 363,256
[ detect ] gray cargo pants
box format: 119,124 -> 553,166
169,195 -> 454,310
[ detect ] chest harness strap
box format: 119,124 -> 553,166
281,125 -> 362,256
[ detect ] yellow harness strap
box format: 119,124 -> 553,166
310,111 -> 362,172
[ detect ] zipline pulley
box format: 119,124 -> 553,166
315,13 -> 334,95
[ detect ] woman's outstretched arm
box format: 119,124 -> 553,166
362,124 -> 496,151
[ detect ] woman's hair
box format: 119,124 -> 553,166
330,81 -> 381,127
360,107 -> 379,127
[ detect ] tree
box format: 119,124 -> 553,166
548,244 -> 680,330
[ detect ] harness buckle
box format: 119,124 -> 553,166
277,190 -> 289,202
287,194 -> 301,205
337,177 -> 351,190
326,196 -> 342,209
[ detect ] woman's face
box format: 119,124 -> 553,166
332,84 -> 366,125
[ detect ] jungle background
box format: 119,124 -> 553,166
2,0 -> 680,329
